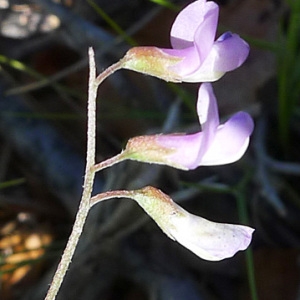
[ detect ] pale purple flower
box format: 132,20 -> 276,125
167,205 -> 254,261
131,186 -> 254,261
121,83 -> 254,170
121,0 -> 249,82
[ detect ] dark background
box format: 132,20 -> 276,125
1,1 -> 299,299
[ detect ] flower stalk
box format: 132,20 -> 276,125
92,152 -> 128,172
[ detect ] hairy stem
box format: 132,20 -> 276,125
95,60 -> 123,85
90,189 -> 134,207
44,48 -> 123,300
93,152 -> 128,172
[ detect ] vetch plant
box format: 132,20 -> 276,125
121,0 -> 249,82
44,1 -> 255,299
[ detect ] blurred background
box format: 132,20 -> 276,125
0,0 -> 300,299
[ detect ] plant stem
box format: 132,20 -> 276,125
44,49 -> 124,300
244,247 -> 258,300
234,177 -> 258,300
44,48 -> 119,300
90,189 -> 134,207
277,0 -> 300,149
93,152 -> 128,172
95,60 -> 123,86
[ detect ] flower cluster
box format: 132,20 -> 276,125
46,1 -> 255,297
98,0 -> 254,261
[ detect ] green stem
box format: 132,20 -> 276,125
278,0 -> 300,149
245,248 -> 257,300
234,178 -> 258,300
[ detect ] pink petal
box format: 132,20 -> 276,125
201,112 -> 254,165
161,46 -> 200,77
170,0 -> 208,49
156,132 -> 203,170
170,50 -> 222,82
178,33 -> 249,82
168,1 -> 219,77
193,2 -> 219,62
197,83 -> 219,130
207,32 -> 250,72
156,83 -> 221,170
195,83 -> 219,162
169,205 -> 255,261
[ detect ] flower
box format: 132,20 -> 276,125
120,83 -> 254,170
131,186 -> 254,261
121,0 -> 249,82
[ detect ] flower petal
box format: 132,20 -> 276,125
169,204 -> 254,261
206,32 -> 250,72
156,132 -> 203,170
193,2 -> 219,62
155,83 -> 221,170
168,1 -> 219,77
170,0 -> 207,49
194,83 -> 219,162
197,83 -> 219,130
161,46 -> 200,78
201,111 -> 254,165
178,33 -> 249,82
